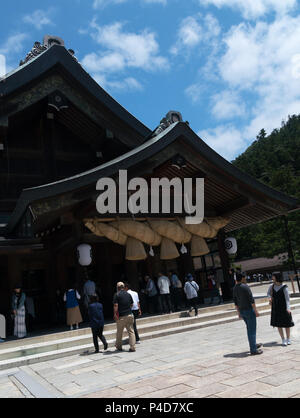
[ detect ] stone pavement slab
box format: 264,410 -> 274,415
0,307 -> 300,398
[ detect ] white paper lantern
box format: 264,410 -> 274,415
224,237 -> 237,255
77,244 -> 92,266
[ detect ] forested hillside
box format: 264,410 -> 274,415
231,115 -> 300,262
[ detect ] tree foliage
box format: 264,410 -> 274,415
231,115 -> 300,262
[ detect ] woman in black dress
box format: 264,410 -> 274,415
267,273 -> 294,346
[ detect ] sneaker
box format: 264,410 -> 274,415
250,349 -> 263,355
70,326 -> 73,331
104,343 -> 108,351
282,339 -> 288,346
129,348 -> 136,352
256,343 -> 263,349
136,341 -> 141,344
287,339 -> 292,345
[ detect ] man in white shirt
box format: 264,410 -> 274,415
125,283 -> 141,344
157,272 -> 172,314
184,274 -> 199,316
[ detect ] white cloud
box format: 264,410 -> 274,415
199,0 -> 297,19
0,54 -> 6,79
211,90 -> 246,120
23,9 -> 54,30
198,125 -> 246,160
82,52 -> 125,73
81,19 -> 168,92
0,33 -> 28,76
93,0 -> 127,8
143,0 -> 167,3
93,74 -> 143,92
218,14 -> 300,137
171,14 -> 220,55
189,11 -> 300,160
82,21 -> 169,72
93,0 -> 167,8
185,84 -> 203,103
0,33 -> 28,55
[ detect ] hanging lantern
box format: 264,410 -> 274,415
77,244 -> 92,266
224,237 -> 237,255
149,246 -> 155,257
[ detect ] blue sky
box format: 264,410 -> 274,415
1,0 -> 300,161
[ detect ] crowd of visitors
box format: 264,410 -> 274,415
4,269 -> 295,357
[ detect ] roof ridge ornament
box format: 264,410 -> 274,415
19,35 -> 78,66
153,111 -> 184,136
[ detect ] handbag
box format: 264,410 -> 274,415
289,312 -> 295,327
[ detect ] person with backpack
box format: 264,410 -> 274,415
184,274 -> 199,316
88,294 -> 108,353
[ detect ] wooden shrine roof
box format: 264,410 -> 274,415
3,121 -> 298,237
0,44 -> 151,144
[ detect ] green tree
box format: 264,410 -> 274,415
232,115 -> 300,263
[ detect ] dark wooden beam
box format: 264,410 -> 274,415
216,197 -> 251,217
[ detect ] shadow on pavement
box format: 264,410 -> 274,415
261,341 -> 280,347
223,351 -> 249,358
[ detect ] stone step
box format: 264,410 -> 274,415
0,298 -> 268,351
0,297 -> 271,350
0,298 -> 299,370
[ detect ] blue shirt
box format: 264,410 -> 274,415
88,302 -> 105,328
65,290 -> 79,309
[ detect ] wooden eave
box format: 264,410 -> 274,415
3,122 -> 299,236
0,44 -> 151,147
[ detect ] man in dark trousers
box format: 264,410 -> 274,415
233,273 -> 263,355
113,282 -> 136,352
88,295 -> 108,353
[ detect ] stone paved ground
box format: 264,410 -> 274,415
1,283 -> 300,399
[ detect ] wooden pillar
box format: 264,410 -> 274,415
100,244 -> 114,318
7,255 -> 22,291
125,260 -> 139,289
0,122 -> 8,156
42,115 -> 57,183
45,250 -> 60,324
146,247 -> 163,278
0,255 -> 10,315
217,229 -> 232,301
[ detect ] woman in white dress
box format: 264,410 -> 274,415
11,285 -> 27,339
